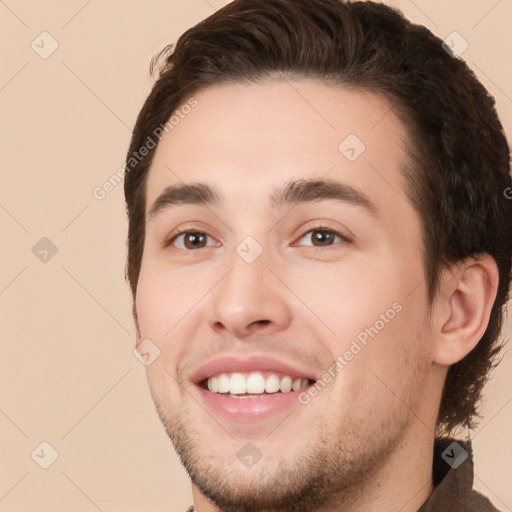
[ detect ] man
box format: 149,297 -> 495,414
124,1 -> 512,510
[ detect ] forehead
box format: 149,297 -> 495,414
144,78 -> 413,220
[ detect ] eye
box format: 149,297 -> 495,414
295,226 -> 349,247
165,225 -> 349,251
168,230 -> 218,250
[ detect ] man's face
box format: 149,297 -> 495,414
135,79 -> 437,510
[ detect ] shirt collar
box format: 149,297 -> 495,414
418,437 -> 474,511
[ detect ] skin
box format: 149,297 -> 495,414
132,78 -> 498,512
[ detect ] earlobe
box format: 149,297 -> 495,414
433,254 -> 499,366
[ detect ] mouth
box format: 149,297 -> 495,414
199,371 -> 315,398
191,356 -> 318,420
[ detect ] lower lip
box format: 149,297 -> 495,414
194,384 -> 311,421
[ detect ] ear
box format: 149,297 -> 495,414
432,253 -> 499,366
132,301 -> 142,345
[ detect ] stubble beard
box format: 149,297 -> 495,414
150,369 -> 427,512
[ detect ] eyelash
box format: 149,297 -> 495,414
165,224 -> 351,250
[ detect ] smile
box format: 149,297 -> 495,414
204,371 -> 312,397
191,356 -> 319,420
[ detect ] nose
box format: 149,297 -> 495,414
205,246 -> 292,339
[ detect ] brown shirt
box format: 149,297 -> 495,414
186,438 -> 501,511
418,437 -> 500,511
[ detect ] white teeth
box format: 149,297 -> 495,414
292,378 -> 302,391
280,376 -> 292,393
229,373 -> 247,394
246,373 -> 265,394
207,377 -> 218,392
206,372 -> 311,395
265,374 -> 280,393
217,374 -> 230,393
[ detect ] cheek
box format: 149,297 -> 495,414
135,263 -> 211,375
314,253 -> 428,370
135,278 -> 168,337
135,269 -> 180,378
135,260 -> 196,334
322,302 -> 430,427
135,271 -> 184,401
291,255 -> 406,339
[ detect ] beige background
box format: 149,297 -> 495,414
1,1 -> 511,511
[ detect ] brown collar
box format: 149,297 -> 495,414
418,437 -> 474,511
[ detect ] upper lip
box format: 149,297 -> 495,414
191,355 -> 320,384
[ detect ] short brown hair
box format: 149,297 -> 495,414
124,0 -> 512,435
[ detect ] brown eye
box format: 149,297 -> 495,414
311,230 -> 337,246
297,228 -> 346,247
171,231 -> 215,250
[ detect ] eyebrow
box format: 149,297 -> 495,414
147,178 -> 379,220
